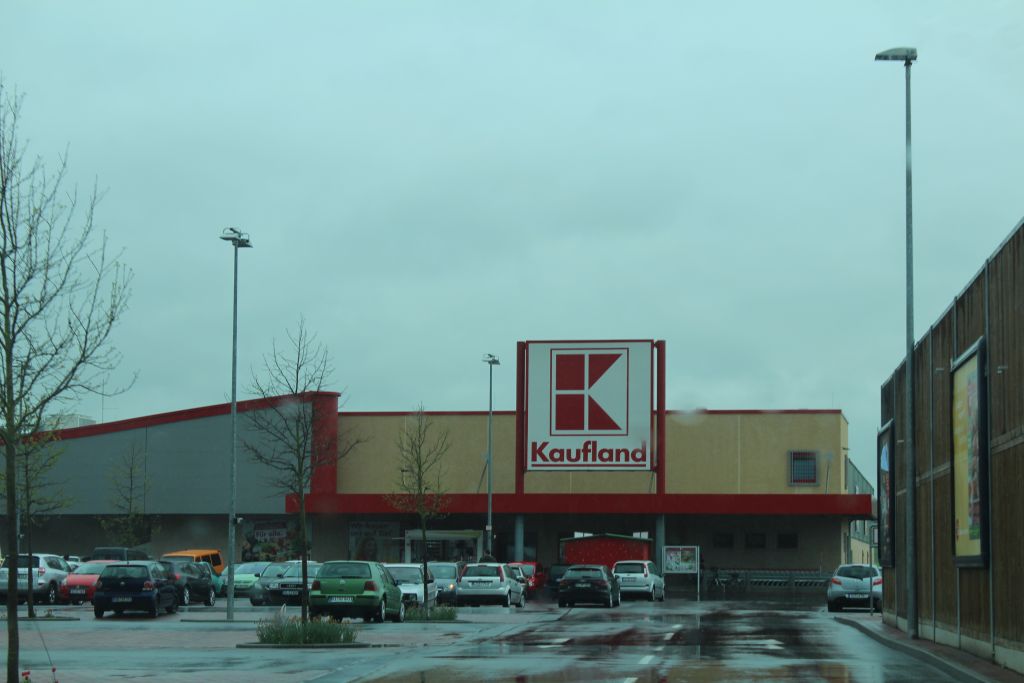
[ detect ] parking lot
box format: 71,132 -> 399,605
3,595 -> 984,683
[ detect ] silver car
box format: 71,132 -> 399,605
457,563 -> 525,608
384,564 -> 438,608
826,564 -> 882,612
0,553 -> 72,605
612,560 -> 666,601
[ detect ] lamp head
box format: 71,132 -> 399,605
874,47 -> 917,63
220,227 -> 253,248
483,354 -> 500,366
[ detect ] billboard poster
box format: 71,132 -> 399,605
525,340 -> 653,471
951,339 -> 988,567
241,519 -> 308,562
877,421 -> 895,568
663,545 -> 699,574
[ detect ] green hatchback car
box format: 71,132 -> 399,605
309,561 -> 405,623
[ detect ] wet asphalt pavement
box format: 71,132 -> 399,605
4,596 -> 969,682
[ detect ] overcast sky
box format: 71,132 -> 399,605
2,1 -> 1022,484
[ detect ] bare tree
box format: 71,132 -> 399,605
384,407 -> 450,616
0,428 -> 70,617
98,443 -> 153,548
0,81 -> 131,680
245,319 -> 362,623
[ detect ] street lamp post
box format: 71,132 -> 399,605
875,46 -> 917,639
483,354 -> 500,556
220,227 -> 252,621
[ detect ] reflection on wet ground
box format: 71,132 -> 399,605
355,603 -> 961,683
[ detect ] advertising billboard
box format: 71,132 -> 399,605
951,338 -> 988,567
877,420 -> 895,568
525,340 -> 653,471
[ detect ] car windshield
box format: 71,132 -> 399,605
73,563 -> 111,575
430,565 -> 458,579
515,565 -> 535,577
564,567 -> 604,578
1,556 -> 42,568
615,563 -> 646,574
836,566 -> 877,579
282,563 -> 319,578
387,567 -> 423,583
101,566 -> 148,579
262,563 -> 290,578
235,562 -> 270,575
463,566 -> 500,578
320,562 -> 372,579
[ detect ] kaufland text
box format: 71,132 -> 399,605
530,440 -> 648,465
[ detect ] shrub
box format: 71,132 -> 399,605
404,605 -> 457,621
256,614 -> 358,645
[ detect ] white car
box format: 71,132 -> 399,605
457,563 -> 526,607
0,553 -> 72,605
612,560 -> 666,601
384,563 -> 438,608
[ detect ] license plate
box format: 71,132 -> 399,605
576,582 -> 590,588
848,593 -> 868,599
113,596 -> 132,603
70,588 -> 86,594
328,597 -> 353,603
282,590 -> 299,596
471,581 -> 488,586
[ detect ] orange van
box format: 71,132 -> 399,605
161,549 -> 225,575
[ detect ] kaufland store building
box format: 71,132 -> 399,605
25,340 -> 873,575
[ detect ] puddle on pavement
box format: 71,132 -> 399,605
360,667 -> 664,682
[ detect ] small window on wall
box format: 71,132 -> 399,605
789,451 -> 817,485
778,533 -> 799,550
745,533 -> 766,550
712,533 -> 734,549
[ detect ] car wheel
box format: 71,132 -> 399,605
517,592 -> 526,609
558,600 -> 566,608
181,586 -> 191,606
250,596 -> 263,606
204,588 -> 216,607
166,597 -> 178,614
504,592 -> 511,608
46,583 -> 58,605
149,598 -> 159,618
827,601 -> 838,613
607,592 -> 614,609
94,608 -> 104,619
659,586 -> 666,602
374,599 -> 386,623
392,600 -> 406,623
648,587 -> 656,602
614,592 -> 621,607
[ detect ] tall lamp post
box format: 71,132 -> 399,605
220,227 -> 252,621
875,46 -> 917,639
483,354 -> 500,556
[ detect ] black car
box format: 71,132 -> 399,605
546,563 -> 570,598
159,559 -> 216,607
265,562 -> 321,606
93,562 -> 178,618
557,564 -> 620,608
249,561 -> 298,606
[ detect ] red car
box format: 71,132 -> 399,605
508,562 -> 546,595
60,560 -> 115,604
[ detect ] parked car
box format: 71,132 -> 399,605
59,560 -> 116,604
309,561 -> 406,622
456,563 -> 525,608
384,563 -> 438,608
827,564 -> 882,612
196,561 -> 223,596
249,561 -> 300,605
64,555 -> 83,571
558,564 -> 621,608
91,547 -> 149,562
428,562 -> 461,605
159,559 -> 216,606
612,560 -> 666,601
508,561 -> 546,596
264,562 -> 322,606
546,563 -> 570,598
93,562 -> 178,618
161,549 -> 225,576
223,561 -> 271,597
507,564 -> 530,605
0,553 -> 72,605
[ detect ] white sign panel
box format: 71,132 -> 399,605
526,340 -> 653,470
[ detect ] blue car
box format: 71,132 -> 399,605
93,562 -> 178,618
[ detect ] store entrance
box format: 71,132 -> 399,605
404,530 -> 484,563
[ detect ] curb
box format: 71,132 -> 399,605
236,642 -> 397,649
834,617 -> 992,683
0,616 -> 80,622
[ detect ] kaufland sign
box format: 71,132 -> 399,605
526,341 -> 653,471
